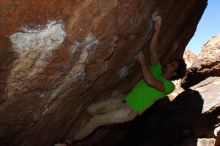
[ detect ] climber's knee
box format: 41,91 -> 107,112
110,106 -> 138,124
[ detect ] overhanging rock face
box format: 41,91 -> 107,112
0,0 -> 207,145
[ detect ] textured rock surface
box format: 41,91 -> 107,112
0,0 -> 207,146
182,35 -> 220,89
180,138 -> 216,146
193,103 -> 220,146
190,77 -> 220,145
184,49 -> 198,68
191,77 -> 220,113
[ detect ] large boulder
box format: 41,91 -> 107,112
0,0 -> 207,145
182,35 -> 220,89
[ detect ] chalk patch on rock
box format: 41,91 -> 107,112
6,21 -> 66,98
70,41 -> 81,55
84,34 -> 100,50
10,21 -> 66,53
118,66 -> 129,79
118,62 -> 136,80
43,33 -> 100,104
66,33 -> 100,84
84,0 -> 92,4
70,34 -> 100,55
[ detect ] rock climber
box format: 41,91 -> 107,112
73,15 -> 187,141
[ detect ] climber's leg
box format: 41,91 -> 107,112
74,103 -> 137,140
87,92 -> 124,117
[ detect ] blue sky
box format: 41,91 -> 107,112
187,0 -> 220,54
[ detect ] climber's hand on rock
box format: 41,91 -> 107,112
154,16 -> 162,31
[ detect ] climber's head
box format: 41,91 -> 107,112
163,58 -> 186,80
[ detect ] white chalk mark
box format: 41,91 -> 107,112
70,34 -> 100,55
84,34 -> 100,50
118,61 -> 136,80
118,66 -> 129,79
10,21 -> 66,53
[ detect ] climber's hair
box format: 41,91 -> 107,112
170,58 -> 187,80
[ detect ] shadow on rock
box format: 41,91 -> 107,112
92,89 -> 204,146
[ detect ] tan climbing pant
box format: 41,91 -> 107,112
74,98 -> 138,140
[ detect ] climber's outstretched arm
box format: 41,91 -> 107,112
150,16 -> 162,65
